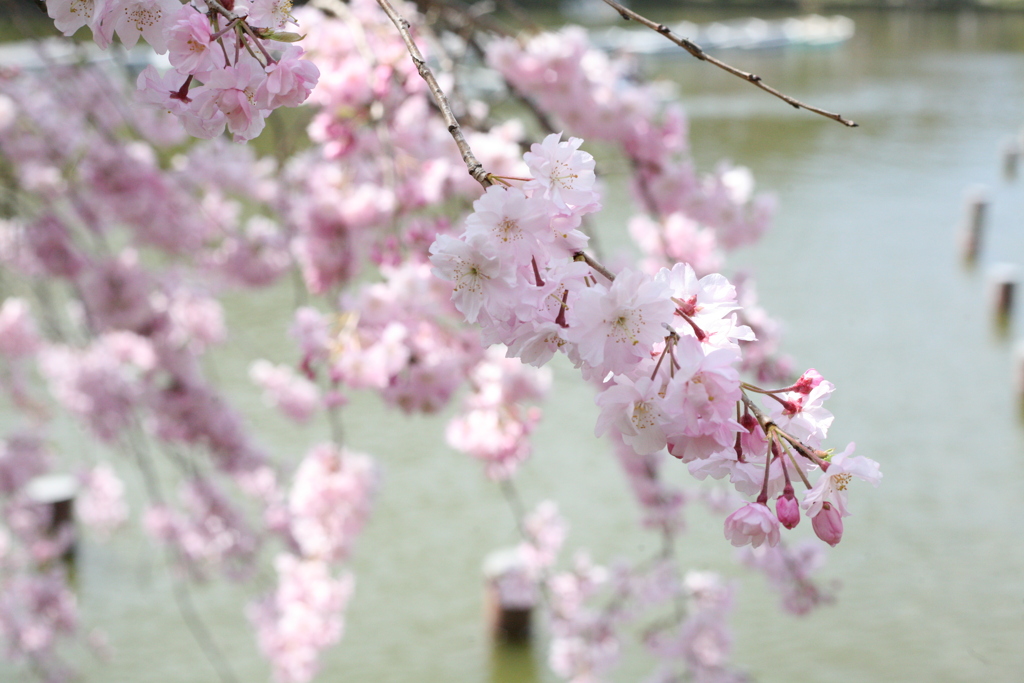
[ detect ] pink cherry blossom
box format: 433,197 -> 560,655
723,502 -> 780,549
802,443 -> 881,518
739,540 -> 835,615
167,5 -> 224,76
565,268 -> 674,375
78,464 -> 129,535
104,0 -> 179,53
261,47 -> 320,109
46,0 -> 109,36
136,65 -> 194,117
0,434 -> 50,496
770,370 -> 837,448
595,375 -> 669,456
250,554 -> 354,683
523,133 -> 600,213
193,62 -> 270,142
248,0 -> 296,29
462,185 -> 554,265
288,444 -> 376,563
428,233 -> 516,324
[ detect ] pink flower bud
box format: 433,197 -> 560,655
724,502 -> 780,548
811,502 -> 843,547
775,490 -> 801,530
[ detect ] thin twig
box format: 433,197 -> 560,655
414,0 -> 517,38
464,33 -> 559,136
599,0 -> 857,128
375,0 -> 492,188
573,251 -> 616,282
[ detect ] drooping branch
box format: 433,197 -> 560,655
374,0 -> 493,187
599,0 -> 858,128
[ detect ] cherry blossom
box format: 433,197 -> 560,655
565,268 -> 674,375
103,0 -> 180,53
167,5 -> 224,76
250,554 -> 354,683
595,375 -> 669,456
463,185 -> 555,265
523,133 -> 600,213
193,61 -> 270,142
250,360 -> 321,423
78,464 -> 129,535
248,0 -> 297,29
802,443 -> 882,518
288,444 -> 376,562
723,502 -> 780,549
262,47 -> 320,109
428,234 -> 516,324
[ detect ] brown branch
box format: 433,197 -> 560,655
375,0 -> 493,188
599,0 -> 857,128
573,251 -> 616,282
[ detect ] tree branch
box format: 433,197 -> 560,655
375,0 -> 493,187
599,0 -> 858,128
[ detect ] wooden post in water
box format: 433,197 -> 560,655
25,473 -> 79,566
989,263 -> 1017,326
1002,137 -> 1020,181
483,548 -> 534,644
959,187 -> 988,264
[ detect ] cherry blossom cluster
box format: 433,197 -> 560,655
487,26 -> 788,383
0,55 -> 294,674
430,133 -> 881,551
538,536 -> 748,683
46,0 -> 320,141
286,262 -> 486,416
244,444 -> 374,682
446,348 -> 551,480
249,553 -> 354,683
0,430 -> 128,679
486,27 -> 775,253
4,1 -> 881,682
276,2 -> 527,295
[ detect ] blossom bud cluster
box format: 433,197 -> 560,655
241,444 -> 375,683
46,0 -> 320,142
446,349 -> 551,480
249,553 -> 354,683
